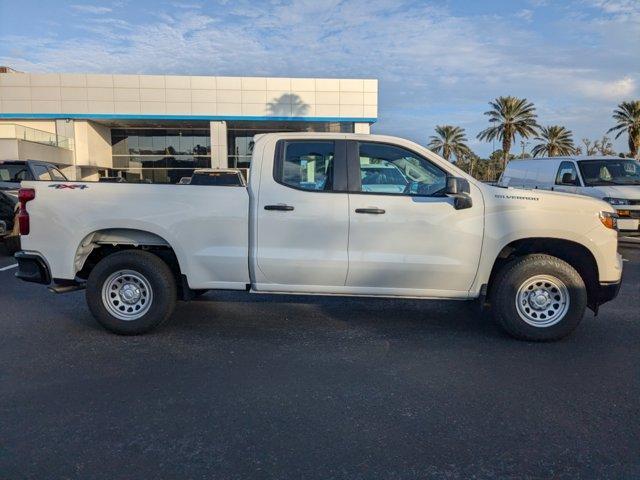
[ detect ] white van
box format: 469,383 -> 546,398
500,156 -> 640,233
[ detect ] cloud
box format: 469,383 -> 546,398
0,0 -> 637,154
516,9 -> 534,21
70,4 -> 113,14
575,76 -> 636,100
585,0 -> 640,16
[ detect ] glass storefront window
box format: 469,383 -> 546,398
111,128 -> 212,183
112,128 -> 210,156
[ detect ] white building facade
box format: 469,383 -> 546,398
0,71 -> 377,182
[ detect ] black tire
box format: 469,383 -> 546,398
86,250 -> 177,335
490,254 -> 587,341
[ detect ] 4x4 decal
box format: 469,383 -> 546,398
48,184 -> 89,190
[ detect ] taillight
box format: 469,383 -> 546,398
17,188 -> 35,236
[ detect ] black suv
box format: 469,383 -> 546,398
0,160 -> 68,254
0,160 -> 67,190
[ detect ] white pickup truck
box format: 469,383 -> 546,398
14,133 -> 623,341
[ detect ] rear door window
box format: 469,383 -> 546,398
275,141 -> 336,191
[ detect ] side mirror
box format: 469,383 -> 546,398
446,176 -> 470,195
561,172 -> 575,185
445,176 -> 473,210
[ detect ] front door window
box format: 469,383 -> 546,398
356,142 -> 447,196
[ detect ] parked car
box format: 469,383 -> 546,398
14,133 -> 622,341
0,189 -> 20,253
500,156 -> 640,233
189,169 -> 246,186
0,160 -> 67,253
0,160 -> 67,189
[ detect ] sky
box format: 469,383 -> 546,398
0,0 -> 638,157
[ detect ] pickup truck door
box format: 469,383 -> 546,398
345,141 -> 484,296
254,139 -> 350,291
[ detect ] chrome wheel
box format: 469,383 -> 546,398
516,274 -> 570,327
101,270 -> 153,321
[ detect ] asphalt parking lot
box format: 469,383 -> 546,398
1,243 -> 639,479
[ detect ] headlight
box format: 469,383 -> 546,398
603,197 -> 630,206
599,211 -> 618,230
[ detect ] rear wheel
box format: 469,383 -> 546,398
86,250 -> 176,335
491,254 -> 587,341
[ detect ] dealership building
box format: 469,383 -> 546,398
0,68 -> 377,182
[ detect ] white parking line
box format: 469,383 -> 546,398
0,263 -> 18,271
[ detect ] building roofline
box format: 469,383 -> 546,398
0,113 -> 377,123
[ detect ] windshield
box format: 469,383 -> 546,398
578,159 -> 640,186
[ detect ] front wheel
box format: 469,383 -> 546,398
86,250 -> 177,335
491,254 -> 587,341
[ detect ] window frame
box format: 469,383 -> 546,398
32,164 -> 52,181
48,166 -> 67,181
346,140 -> 449,197
273,139 -> 348,193
554,161 -> 581,187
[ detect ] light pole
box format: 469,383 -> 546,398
520,140 -> 530,159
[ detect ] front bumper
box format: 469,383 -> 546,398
15,251 -> 51,285
616,207 -> 640,232
594,279 -> 622,309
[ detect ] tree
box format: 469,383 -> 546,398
607,100 -> 640,158
455,151 -> 480,177
531,125 -> 576,157
580,138 -> 598,156
427,125 -> 472,162
594,136 -> 615,156
477,96 -> 539,168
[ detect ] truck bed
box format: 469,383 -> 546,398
19,181 -> 250,289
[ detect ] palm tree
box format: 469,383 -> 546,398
607,100 -> 640,158
427,125 -> 472,162
531,125 -> 576,157
477,96 -> 539,167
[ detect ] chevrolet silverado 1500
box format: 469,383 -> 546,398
14,133 -> 623,340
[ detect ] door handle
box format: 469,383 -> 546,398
264,204 -> 294,211
355,207 -> 385,214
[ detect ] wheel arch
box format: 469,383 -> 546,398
74,228 -> 184,287
485,237 -> 600,311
